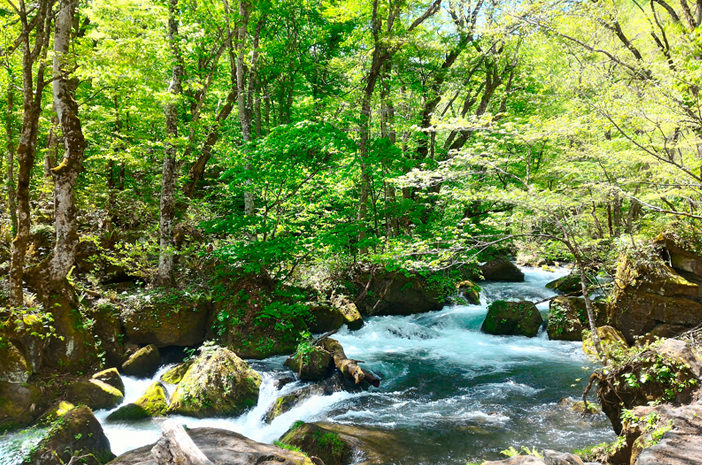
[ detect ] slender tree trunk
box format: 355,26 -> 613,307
236,0 -> 254,217
9,0 -> 53,306
155,0 -> 183,287
49,0 -> 86,284
4,70 -> 18,235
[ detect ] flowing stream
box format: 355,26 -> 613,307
0,266 -> 615,464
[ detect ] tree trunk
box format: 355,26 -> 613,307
4,70 -> 18,235
151,421 -> 214,465
155,0 -> 183,287
50,0 -> 86,284
236,0 -> 254,217
9,0 -> 53,306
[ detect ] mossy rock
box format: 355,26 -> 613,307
91,368 -> 124,395
160,361 -> 192,384
457,280 -> 481,305
121,344 -> 160,378
66,379 -> 124,411
308,297 -> 364,333
279,422 -> 352,465
284,347 -> 333,381
547,296 -> 608,341
0,341 -> 30,384
107,382 -> 168,421
582,325 -> 628,362
481,300 -> 543,337
37,401 -> 76,425
0,381 -> 42,432
168,346 -> 261,417
22,405 -> 114,465
545,273 -> 582,294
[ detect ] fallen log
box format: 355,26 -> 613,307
318,338 -> 380,387
151,420 -> 215,465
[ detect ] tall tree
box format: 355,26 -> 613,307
8,0 -> 55,306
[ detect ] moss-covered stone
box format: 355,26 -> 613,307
308,297 -> 364,332
545,273 -> 582,294
547,296 -> 607,341
107,382 -> 168,421
284,347 -> 333,381
91,368 -> 124,395
457,280 -> 481,305
22,405 -> 114,465
0,381 -> 42,432
582,325 -> 628,362
160,361 -> 192,384
37,401 -> 76,425
121,344 -> 160,378
66,379 -> 124,411
0,342 -> 30,384
481,300 -> 543,337
168,346 -> 261,417
279,423 -> 352,465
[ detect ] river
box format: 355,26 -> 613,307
0,266 -> 615,464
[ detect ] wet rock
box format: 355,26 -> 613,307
108,426 -> 315,465
264,374 -> 351,423
354,269 -> 446,316
481,300 -> 543,337
582,326 -> 628,362
121,344 -> 160,378
23,405 -> 114,465
107,382 -> 168,421
309,295 -> 363,332
595,338 -> 701,434
480,258 -> 525,282
36,401 -> 75,425
279,422 -> 406,465
608,253 -> 702,343
92,368 -> 125,395
0,381 -> 42,432
121,291 -> 211,348
482,452 -> 586,465
168,346 -> 261,417
66,379 -> 124,411
457,280 -> 481,304
547,297 -> 607,341
284,347 -> 334,381
159,361 -> 192,384
545,273 -> 582,294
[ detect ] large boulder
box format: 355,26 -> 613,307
481,300 -> 543,337
107,382 -> 168,421
457,280 -> 481,305
480,258 -> 525,282
108,426 -> 315,465
66,379 -> 124,411
91,368 -> 125,395
121,344 -> 160,378
284,346 -> 333,381
354,269 -> 446,316
608,253 -> 702,343
22,405 -> 114,465
582,326 -> 628,362
85,303 -> 125,368
121,291 -> 211,348
0,381 -> 42,432
159,361 -> 192,384
595,338 -> 701,434
279,422 -> 406,465
547,297 -> 607,341
168,346 -> 261,417
0,341 -> 30,384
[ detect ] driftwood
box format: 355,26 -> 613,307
151,421 -> 215,465
319,338 -> 380,387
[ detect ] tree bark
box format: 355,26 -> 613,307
151,421 -> 214,465
49,0 -> 86,284
236,0 -> 255,217
155,0 -> 184,287
4,68 -> 18,235
8,0 -> 54,306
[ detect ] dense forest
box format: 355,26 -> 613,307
2,0 -> 702,464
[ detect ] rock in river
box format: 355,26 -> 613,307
481,300 -> 543,337
168,346 -> 261,417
